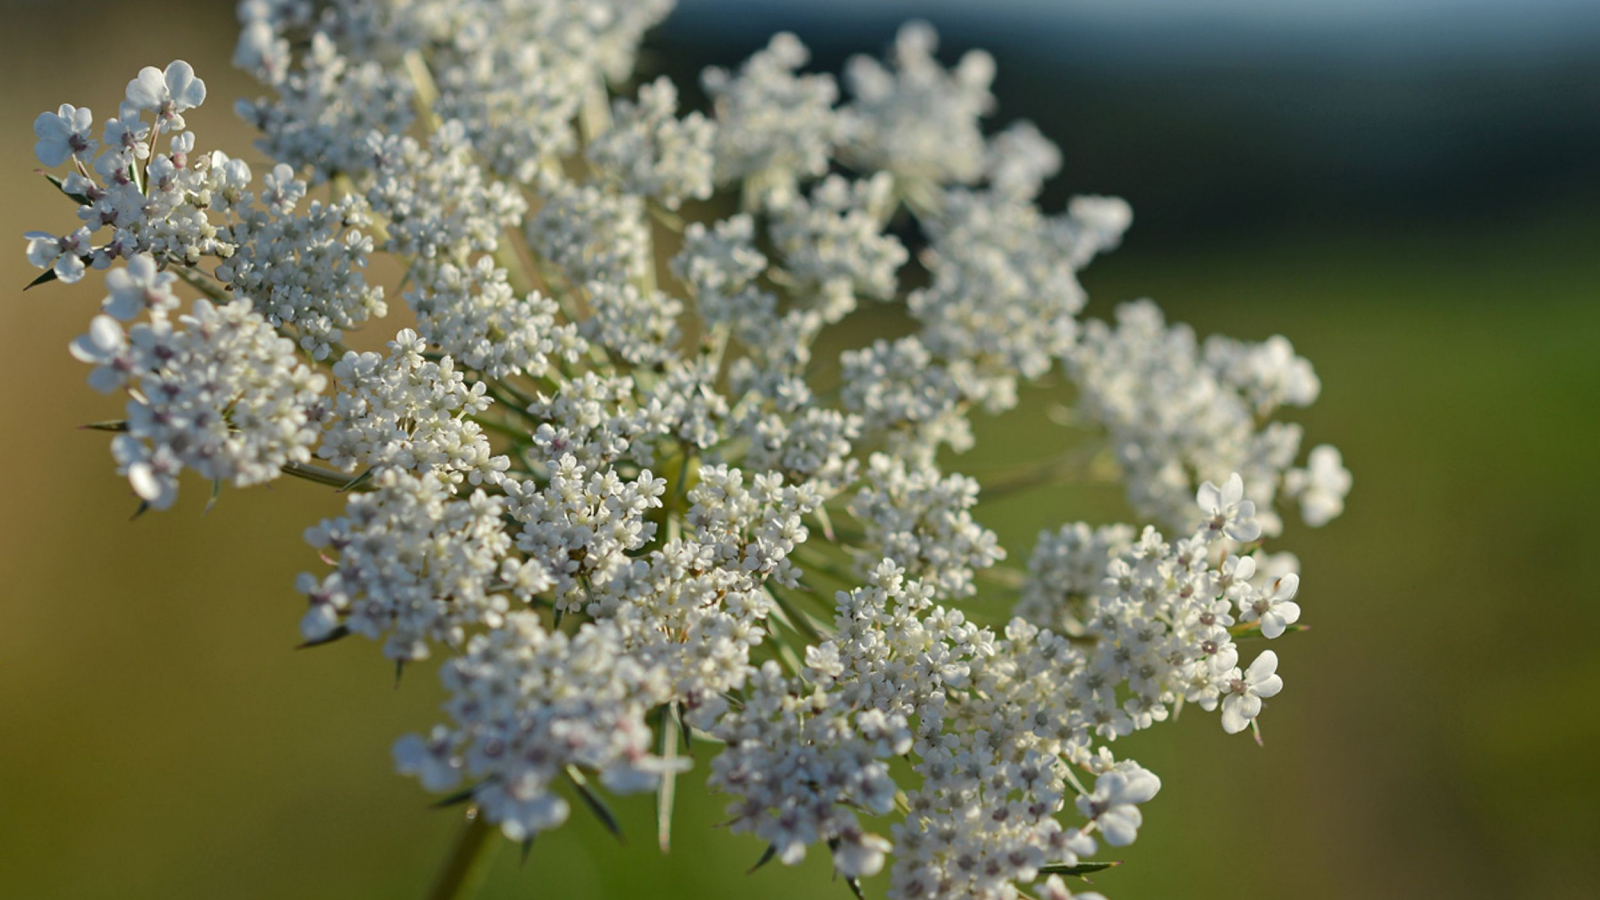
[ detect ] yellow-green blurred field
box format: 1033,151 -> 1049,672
2,2 -> 1597,898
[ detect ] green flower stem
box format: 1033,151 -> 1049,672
425,810 -> 500,900
281,460 -> 371,490
170,264 -> 230,303
656,703 -> 680,853
976,442 -> 1111,501
469,413 -> 532,442
403,50 -> 444,132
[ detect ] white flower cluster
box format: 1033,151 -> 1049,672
216,164 -> 387,360
69,254 -> 326,511
737,378 -> 862,497
587,77 -> 715,210
27,61 -> 236,281
319,329 -> 509,486
703,32 -> 850,205
395,614 -> 682,840
769,172 -> 908,322
405,256 -> 583,380
526,183 -> 650,285
236,29 -> 416,180
842,21 -> 996,186
600,464 -> 821,698
1069,299 -> 1349,535
700,658 -> 910,877
367,121 -> 527,262
30,8 -> 1352,899
504,451 -> 666,614
700,471 -> 1301,900
842,336 -> 975,461
849,454 -> 1005,599
298,468 -> 515,660
910,191 -> 1128,412
1015,523 -> 1136,634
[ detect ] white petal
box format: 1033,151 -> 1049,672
90,315 -> 125,350
521,795 -> 569,832
1118,769 -> 1161,804
25,234 -> 60,268
1278,601 -> 1301,628
300,604 -> 339,641
1038,875 -> 1072,900
55,253 -> 86,283
68,336 -> 99,364
127,462 -> 162,501
778,838 -> 807,865
126,67 -> 167,110
126,253 -> 158,281
1222,472 -> 1245,506
1227,518 -> 1262,543
1273,573 -> 1300,600
34,138 -> 69,168
1253,674 -> 1284,699
1098,807 -> 1142,847
34,110 -> 68,141
1238,693 -> 1263,720
1261,612 -> 1286,639
72,317 -> 124,378
1245,650 -> 1279,683
833,833 -> 891,878
165,60 -> 207,110
1220,697 -> 1249,734
1063,829 -> 1097,856
103,293 -> 142,321
391,734 -> 427,769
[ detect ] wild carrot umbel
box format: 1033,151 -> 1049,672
25,3 -> 1352,898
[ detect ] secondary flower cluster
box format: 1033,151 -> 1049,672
28,3 -> 1351,898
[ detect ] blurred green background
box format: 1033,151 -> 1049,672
2,1 -> 1597,897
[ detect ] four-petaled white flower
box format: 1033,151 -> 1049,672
125,60 -> 206,125
1217,552 -> 1257,601
1077,766 -> 1162,846
1288,444 -> 1353,527
1198,472 -> 1262,543
113,434 -> 179,510
1221,650 -> 1284,734
1248,573 -> 1302,639
34,104 -> 95,167
68,315 -> 128,394
392,727 -> 462,792
832,829 -> 893,878
102,253 -> 178,321
25,227 -> 93,283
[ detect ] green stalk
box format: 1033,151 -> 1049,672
403,50 -> 444,132
977,442 -> 1111,501
281,460 -> 372,490
656,703 -> 680,853
425,810 -> 500,900
469,413 -> 531,442
170,264 -> 230,303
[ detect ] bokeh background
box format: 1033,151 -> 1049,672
2,0 -> 1597,897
